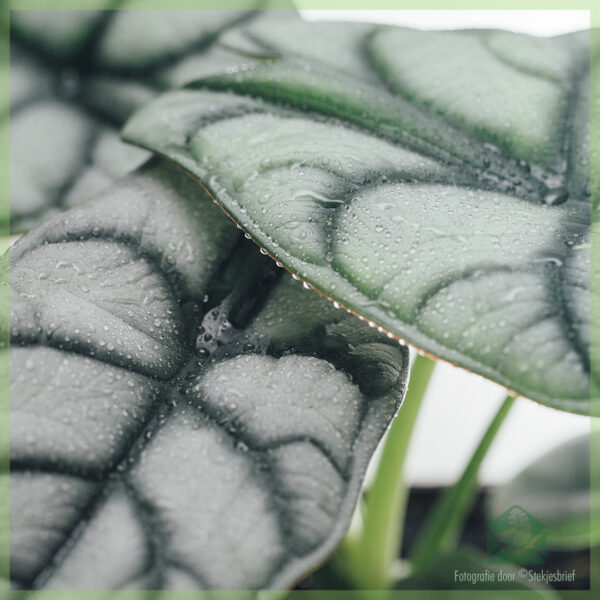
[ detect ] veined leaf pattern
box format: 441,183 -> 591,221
124,19 -> 595,413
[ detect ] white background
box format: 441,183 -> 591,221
301,9 -> 591,486
301,10 -> 590,37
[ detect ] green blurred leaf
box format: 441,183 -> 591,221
8,5 -> 297,232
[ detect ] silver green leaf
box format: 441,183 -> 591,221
8,5 -> 296,233
8,160 -> 408,590
123,21 -> 594,413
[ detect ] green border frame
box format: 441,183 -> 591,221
0,2 -> 597,599
0,0 -> 9,596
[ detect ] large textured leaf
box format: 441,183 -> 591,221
8,160 -> 408,590
123,21 -> 594,413
488,430 -> 600,550
8,5 -> 296,232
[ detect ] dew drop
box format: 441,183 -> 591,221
236,441 -> 249,453
543,187 -> 569,206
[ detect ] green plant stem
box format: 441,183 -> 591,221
410,393 -> 517,573
350,354 -> 437,589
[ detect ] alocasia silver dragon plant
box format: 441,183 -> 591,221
1,4 -> 597,597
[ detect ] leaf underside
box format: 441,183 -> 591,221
8,4 -> 295,232
7,160 -> 408,591
124,19 -> 596,413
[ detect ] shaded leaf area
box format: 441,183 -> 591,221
124,21 -> 594,413
8,4 -> 297,233
488,430 -> 600,550
8,160 -> 409,591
